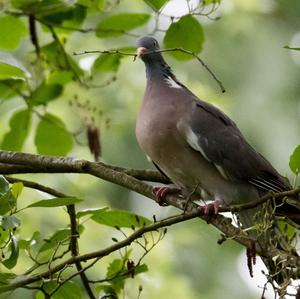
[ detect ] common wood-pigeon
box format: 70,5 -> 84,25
135,35 -> 299,283
136,37 -> 295,212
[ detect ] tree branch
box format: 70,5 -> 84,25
0,163 -> 169,184
1,209 -> 299,293
5,176 -> 96,299
0,211 -> 247,293
0,151 -> 299,243
1,150 -> 300,294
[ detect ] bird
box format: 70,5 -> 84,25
135,36 -> 299,283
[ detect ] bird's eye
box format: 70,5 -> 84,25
153,41 -> 156,46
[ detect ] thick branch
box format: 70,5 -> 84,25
0,163 -> 168,183
0,151 -> 153,198
0,151 -> 299,244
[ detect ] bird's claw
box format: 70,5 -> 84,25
153,186 -> 181,206
198,201 -> 220,216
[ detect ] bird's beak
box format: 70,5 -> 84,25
136,47 -> 148,58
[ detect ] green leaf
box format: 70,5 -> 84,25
35,113 -> 73,156
93,53 -> 121,73
134,263 -> 148,275
0,227 -> 9,246
289,144 -> 300,174
164,15 -> 205,60
42,4 -> 86,27
1,109 -> 31,151
0,273 -> 16,285
0,176 -> 9,196
41,42 -> 83,76
0,62 -> 26,81
0,177 -> 17,215
105,259 -> 148,292
30,83 -> 63,106
11,0 -> 37,9
39,228 -> 70,252
11,182 -> 23,199
284,45 -> 300,51
2,235 -> 19,269
35,281 -> 82,299
26,197 -> 82,208
106,258 -> 125,292
96,285 -> 117,298
12,0 -> 74,17
0,82 -> 17,100
0,215 -> 21,230
107,258 -> 124,278
277,220 -> 296,240
0,16 -> 26,50
77,0 -> 105,10
203,0 -> 220,5
19,231 -> 40,250
91,209 -> 151,228
39,225 -> 83,252
96,13 -> 150,37
52,281 -> 82,299
47,71 -> 73,85
0,191 -> 16,215
77,207 -> 108,218
144,0 -> 168,10
93,47 -> 135,73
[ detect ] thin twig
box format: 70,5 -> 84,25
28,14 -> 40,58
0,211 -> 247,293
1,209 -> 299,293
73,49 -> 137,57
47,25 -> 83,85
73,48 -> 226,93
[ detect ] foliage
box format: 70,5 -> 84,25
0,0 -> 299,298
163,15 -> 205,60
290,144 -> 300,174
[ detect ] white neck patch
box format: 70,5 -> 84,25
165,76 -> 182,89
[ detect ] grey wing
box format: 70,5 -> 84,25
181,99 -> 291,192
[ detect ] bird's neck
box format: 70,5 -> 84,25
144,58 -> 175,82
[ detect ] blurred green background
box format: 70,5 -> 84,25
0,0 -> 300,298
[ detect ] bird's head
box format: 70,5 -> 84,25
136,36 -> 161,62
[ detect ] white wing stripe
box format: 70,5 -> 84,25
184,126 -> 230,180
185,127 -> 211,162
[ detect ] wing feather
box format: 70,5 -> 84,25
180,99 -> 291,192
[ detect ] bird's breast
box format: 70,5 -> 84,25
136,96 -> 179,160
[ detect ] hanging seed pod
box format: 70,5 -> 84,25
87,125 -> 101,161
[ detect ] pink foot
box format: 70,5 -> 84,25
198,201 -> 220,216
153,186 -> 181,206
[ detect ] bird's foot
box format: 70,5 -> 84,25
198,200 -> 220,216
153,186 -> 181,206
